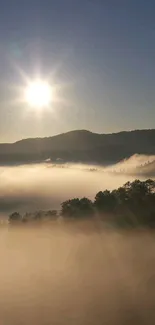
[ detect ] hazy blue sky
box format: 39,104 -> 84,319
0,0 -> 155,141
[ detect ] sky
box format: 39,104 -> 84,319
0,0 -> 155,142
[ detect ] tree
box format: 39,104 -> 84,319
94,190 -> 116,213
123,179 -> 155,199
61,198 -> 80,218
8,179 -> 155,228
78,198 -> 94,217
118,179 -> 155,226
9,212 -> 22,223
46,210 -> 58,218
61,197 -> 94,218
114,187 -> 128,202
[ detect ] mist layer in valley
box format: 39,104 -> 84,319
0,154 -> 155,215
1,225 -> 155,325
1,154 -> 155,325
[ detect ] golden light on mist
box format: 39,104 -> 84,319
25,80 -> 52,108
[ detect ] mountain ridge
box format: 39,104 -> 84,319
1,128 -> 154,145
4,128 -> 153,143
0,128 -> 155,165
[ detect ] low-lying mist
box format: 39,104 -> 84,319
1,154 -> 155,215
1,224 -> 155,324
1,154 -> 155,324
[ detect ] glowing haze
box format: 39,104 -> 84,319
0,155 -> 153,215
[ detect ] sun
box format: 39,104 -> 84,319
25,80 -> 52,108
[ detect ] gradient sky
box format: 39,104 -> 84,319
0,0 -> 155,141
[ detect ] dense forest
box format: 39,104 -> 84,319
9,179 -> 155,228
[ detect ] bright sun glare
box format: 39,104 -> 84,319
25,81 -> 52,108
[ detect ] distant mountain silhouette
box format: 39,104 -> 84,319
1,129 -> 155,165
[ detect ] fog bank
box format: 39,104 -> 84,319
0,225 -> 155,324
0,162 -> 146,214
0,154 -> 155,214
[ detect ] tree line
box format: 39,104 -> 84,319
9,179 -> 155,228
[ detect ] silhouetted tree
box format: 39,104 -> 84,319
46,210 -> 58,218
8,179 -> 155,227
9,212 -> 22,223
94,179 -> 155,227
79,198 -> 94,217
94,190 -> 116,213
61,197 -> 94,218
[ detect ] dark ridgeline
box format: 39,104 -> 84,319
1,129 -> 155,165
9,179 -> 155,228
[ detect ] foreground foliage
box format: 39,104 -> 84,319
9,179 -> 155,227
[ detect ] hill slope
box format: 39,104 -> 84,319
1,129 -> 155,165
